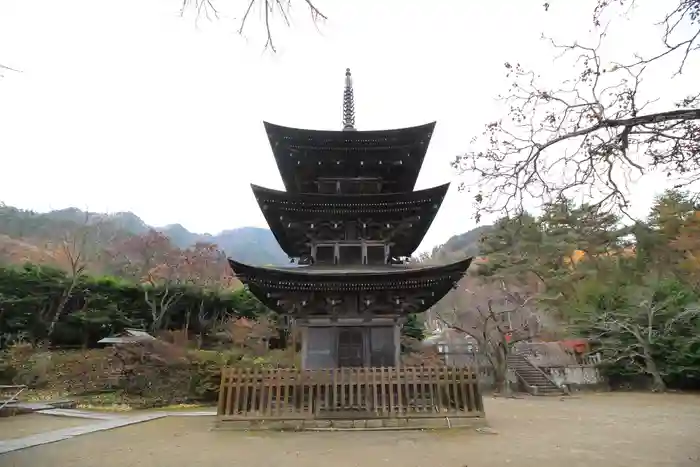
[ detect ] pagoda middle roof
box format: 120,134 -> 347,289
264,121 -> 436,193
252,183 -> 449,258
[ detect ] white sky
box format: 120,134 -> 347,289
0,0 -> 697,252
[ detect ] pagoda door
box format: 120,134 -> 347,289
337,327 -> 364,367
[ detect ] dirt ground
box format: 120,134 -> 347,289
0,414 -> 88,441
1,393 -> 699,467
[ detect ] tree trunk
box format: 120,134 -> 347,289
185,305 -> 195,338
47,279 -> 77,338
644,355 -> 666,392
82,326 -> 89,350
144,289 -> 163,333
492,344 -> 512,396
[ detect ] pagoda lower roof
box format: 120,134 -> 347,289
264,121 -> 436,193
252,183 -> 449,258
228,257 -> 473,291
228,257 -> 473,316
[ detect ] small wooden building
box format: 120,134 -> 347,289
97,329 -> 155,346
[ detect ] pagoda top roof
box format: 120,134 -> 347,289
264,120 -> 436,145
264,121 -> 436,193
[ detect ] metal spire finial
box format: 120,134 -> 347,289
342,68 -> 356,131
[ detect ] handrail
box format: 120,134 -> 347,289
510,368 -> 538,394
509,354 -> 565,392
0,384 -> 27,410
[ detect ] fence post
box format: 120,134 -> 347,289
217,367 -> 227,416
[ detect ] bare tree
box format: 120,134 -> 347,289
110,229 -> 173,281
454,0 -> 700,222
223,315 -> 277,355
143,261 -> 187,333
195,301 -> 223,348
180,0 -> 326,52
436,277 -> 544,395
0,64 -> 21,79
45,212 -> 109,337
111,230 -> 184,332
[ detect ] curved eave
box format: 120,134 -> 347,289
264,121 -> 436,193
228,257 -> 472,284
228,257 -> 473,315
251,183 -> 449,258
263,121 -> 436,147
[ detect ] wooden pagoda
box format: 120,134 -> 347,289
217,69 -> 483,429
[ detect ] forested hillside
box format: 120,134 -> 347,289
0,203 -> 289,347
0,204 -> 288,269
414,224 -> 492,264
0,203 -> 428,349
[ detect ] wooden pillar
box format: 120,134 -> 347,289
393,323 -> 402,368
363,326 -> 371,367
300,325 -> 309,370
290,318 -> 298,352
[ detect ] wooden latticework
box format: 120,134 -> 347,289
217,366 -> 484,428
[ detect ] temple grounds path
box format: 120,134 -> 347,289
1,392 -> 699,467
0,414 -> 88,441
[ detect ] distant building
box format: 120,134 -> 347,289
97,329 -> 155,345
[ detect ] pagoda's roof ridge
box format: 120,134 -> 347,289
228,256 -> 473,280
263,120 -> 436,139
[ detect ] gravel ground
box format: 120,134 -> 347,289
0,414 -> 89,441
1,392 -> 699,467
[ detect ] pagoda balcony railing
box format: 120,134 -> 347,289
216,366 -> 484,429
311,241 -> 390,266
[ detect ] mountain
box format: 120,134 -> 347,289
418,225 -> 493,264
158,224 -> 289,267
0,203 -> 490,271
0,204 -> 289,267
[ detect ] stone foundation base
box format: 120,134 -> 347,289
213,416 -> 486,431
0,400 -> 77,417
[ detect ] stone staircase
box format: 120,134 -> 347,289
507,354 -> 567,396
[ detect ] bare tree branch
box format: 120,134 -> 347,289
454,0 -> 700,221
434,277 -> 545,395
180,0 -> 327,52
46,211 -> 109,337
0,64 -> 21,78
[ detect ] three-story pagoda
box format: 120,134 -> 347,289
229,69 -> 472,370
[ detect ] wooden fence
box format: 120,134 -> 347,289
217,366 -> 483,424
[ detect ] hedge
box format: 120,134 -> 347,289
0,263 -> 268,348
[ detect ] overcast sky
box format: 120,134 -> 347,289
0,0 -> 697,252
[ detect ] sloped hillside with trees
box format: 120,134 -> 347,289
415,225 -> 492,265
0,203 -> 288,270
424,190 -> 700,392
